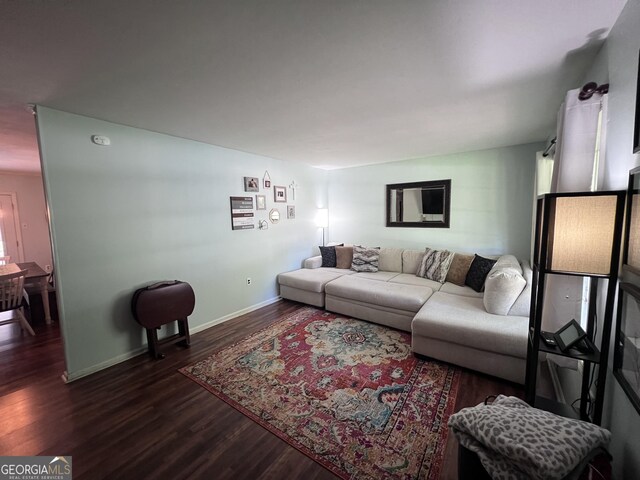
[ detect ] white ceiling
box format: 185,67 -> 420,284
0,0 -> 626,172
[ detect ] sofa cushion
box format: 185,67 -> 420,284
278,268 -> 350,293
353,271 -> 400,282
325,275 -> 433,312
483,267 -> 526,315
335,246 -> 353,269
440,282 -> 484,298
379,247 -> 404,273
402,249 -> 425,274
417,248 -> 454,283
445,253 -> 474,286
465,255 -> 497,292
412,292 -> 528,358
319,244 -> 343,267
509,261 -> 532,317
389,273 -> 443,291
351,246 -> 380,272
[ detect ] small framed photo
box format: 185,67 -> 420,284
274,185 -> 287,203
244,177 -> 259,192
256,195 -> 266,210
287,205 -> 295,219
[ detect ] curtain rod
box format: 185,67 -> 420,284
542,137 -> 556,158
579,82 -> 609,100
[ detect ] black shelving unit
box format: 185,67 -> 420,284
525,191 -> 626,425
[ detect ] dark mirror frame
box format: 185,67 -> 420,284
386,179 -> 451,228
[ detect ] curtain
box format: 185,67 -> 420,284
550,90 -> 608,193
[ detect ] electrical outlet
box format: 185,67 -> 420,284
246,277 -> 252,285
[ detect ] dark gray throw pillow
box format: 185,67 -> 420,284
465,255 -> 497,292
319,244 -> 343,267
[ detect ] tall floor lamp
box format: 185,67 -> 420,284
316,209 -> 328,246
526,191 -> 625,424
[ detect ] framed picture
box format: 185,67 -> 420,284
274,185 -> 287,203
614,282 -> 640,414
263,171 -> 272,189
229,196 -> 254,230
287,205 -> 295,219
244,176 -> 259,192
634,50 -> 640,154
255,194 -> 266,210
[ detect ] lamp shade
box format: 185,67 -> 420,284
547,194 -> 621,275
315,209 -> 328,228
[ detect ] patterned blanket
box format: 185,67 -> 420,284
448,395 -> 611,480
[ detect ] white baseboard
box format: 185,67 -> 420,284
190,296 -> 282,335
63,346 -> 148,382
62,296 -> 282,383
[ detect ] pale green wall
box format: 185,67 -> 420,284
327,143 -> 540,259
36,107 -> 328,379
586,1 -> 640,477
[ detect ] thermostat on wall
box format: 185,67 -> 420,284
91,135 -> 111,146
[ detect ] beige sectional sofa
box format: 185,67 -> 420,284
277,247 -> 532,384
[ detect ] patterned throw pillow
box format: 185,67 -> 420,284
445,253 -> 475,286
351,246 -> 380,272
335,246 -> 353,269
465,254 -> 497,292
416,248 -> 455,283
319,246 -> 338,267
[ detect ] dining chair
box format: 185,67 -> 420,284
0,270 -> 35,336
0,256 -> 10,265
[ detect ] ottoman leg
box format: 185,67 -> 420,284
178,318 -> 191,347
146,327 -> 165,359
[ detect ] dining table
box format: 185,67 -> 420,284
16,262 -> 53,324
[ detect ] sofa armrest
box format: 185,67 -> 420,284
304,256 -> 323,269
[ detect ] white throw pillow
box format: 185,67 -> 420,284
483,267 -> 526,315
509,261 -> 533,316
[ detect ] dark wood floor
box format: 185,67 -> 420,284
0,300 -> 523,479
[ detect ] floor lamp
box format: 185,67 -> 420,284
526,190 -> 625,424
316,209 -> 328,246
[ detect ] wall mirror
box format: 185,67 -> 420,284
386,179 -> 451,228
269,208 -> 280,224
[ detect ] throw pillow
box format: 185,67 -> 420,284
319,246 -> 338,267
465,255 -> 497,292
351,246 -> 380,272
445,253 -> 475,286
417,248 -> 455,283
335,246 -> 353,269
483,267 -> 526,315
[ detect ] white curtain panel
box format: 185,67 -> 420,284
550,89 -> 608,193
535,151 -> 555,196
542,89 -> 608,370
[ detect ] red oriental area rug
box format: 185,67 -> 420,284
180,307 -> 460,480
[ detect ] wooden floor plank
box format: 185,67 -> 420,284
0,300 -> 523,479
